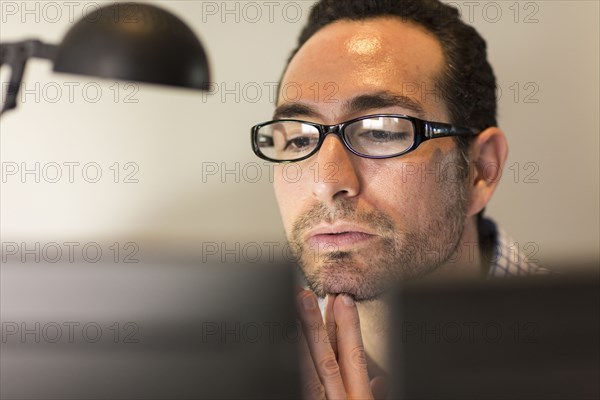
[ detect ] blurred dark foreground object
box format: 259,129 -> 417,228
390,268 -> 600,399
0,260 -> 300,399
0,2 -> 210,116
2,258 -> 597,399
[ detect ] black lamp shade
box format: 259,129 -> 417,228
52,3 -> 210,90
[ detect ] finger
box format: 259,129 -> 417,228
294,284 -> 307,295
369,376 -> 389,400
334,294 -> 373,399
297,289 -> 347,400
297,323 -> 326,400
324,294 -> 338,359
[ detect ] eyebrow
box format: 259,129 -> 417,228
272,103 -> 322,120
272,91 -> 426,121
346,91 -> 426,118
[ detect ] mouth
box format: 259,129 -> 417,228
305,224 -> 377,249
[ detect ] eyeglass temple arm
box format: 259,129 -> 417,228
424,121 -> 480,138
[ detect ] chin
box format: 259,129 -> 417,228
308,265 -> 386,302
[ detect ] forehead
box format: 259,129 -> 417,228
279,17 -> 446,119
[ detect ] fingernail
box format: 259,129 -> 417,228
342,294 -> 354,306
300,293 -> 317,310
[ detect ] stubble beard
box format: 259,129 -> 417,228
288,158 -> 469,302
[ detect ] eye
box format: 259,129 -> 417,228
284,136 -> 318,151
360,130 -> 409,142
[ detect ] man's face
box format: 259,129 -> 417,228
274,17 -> 469,301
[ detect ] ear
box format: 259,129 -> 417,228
466,127 -> 509,217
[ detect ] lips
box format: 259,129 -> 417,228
305,224 -> 377,249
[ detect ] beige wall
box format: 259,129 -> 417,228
1,0 -> 598,265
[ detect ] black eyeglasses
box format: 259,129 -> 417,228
251,114 -> 480,163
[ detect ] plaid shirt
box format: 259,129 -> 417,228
479,217 -> 551,277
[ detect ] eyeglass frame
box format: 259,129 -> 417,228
251,113 -> 481,163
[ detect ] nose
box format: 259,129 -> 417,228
311,133 -> 360,206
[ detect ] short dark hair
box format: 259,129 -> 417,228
280,0 -> 498,153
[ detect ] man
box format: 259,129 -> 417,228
251,1 -> 546,398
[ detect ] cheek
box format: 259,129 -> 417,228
273,166 -> 311,231
363,160 -> 441,224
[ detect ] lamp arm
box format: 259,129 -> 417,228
0,40 -> 58,116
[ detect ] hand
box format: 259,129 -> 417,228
296,289 -> 389,400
